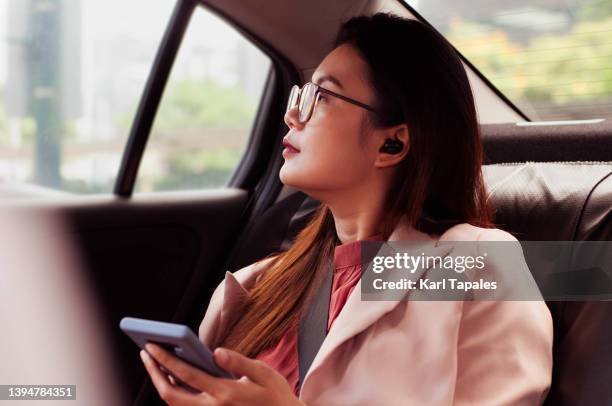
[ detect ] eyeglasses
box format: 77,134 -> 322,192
286,81 -> 379,124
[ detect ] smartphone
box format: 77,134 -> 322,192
120,317 -> 235,392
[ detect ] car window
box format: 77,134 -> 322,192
0,0 -> 176,195
133,6 -> 271,193
404,0 -> 612,121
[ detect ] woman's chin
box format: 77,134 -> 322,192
279,177 -> 300,190
279,168 -> 296,187
279,168 -> 308,191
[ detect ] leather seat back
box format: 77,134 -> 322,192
484,162 -> 612,406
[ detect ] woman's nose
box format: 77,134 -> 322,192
284,106 -> 304,130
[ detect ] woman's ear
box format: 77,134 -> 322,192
374,123 -> 410,167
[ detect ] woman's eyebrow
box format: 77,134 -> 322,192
313,74 -> 344,90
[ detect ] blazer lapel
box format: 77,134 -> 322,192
300,219 -> 455,392
201,266 -> 262,347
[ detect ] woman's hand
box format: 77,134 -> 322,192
140,343 -> 305,406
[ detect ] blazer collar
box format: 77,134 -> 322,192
215,217 -> 456,396
299,219 -> 455,394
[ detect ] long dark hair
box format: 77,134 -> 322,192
219,12 -> 495,358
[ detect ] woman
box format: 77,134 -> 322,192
140,13 -> 553,405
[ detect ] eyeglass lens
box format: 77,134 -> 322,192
298,83 -> 316,123
287,85 -> 300,113
287,83 -> 319,123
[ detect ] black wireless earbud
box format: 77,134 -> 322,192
379,139 -> 404,154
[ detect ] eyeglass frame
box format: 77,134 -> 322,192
286,81 -> 380,124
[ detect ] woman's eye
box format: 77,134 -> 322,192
318,95 -> 327,103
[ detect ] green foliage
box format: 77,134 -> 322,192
21,118 -> 37,143
136,147 -> 243,192
0,98 -> 37,146
118,77 -> 256,134
151,168 -> 232,191
154,77 -> 255,133
446,14 -> 612,109
576,0 -> 612,21
169,148 -> 242,172
119,76 -> 255,192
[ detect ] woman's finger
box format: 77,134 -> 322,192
213,347 -> 276,387
140,350 -> 206,405
145,343 -> 230,397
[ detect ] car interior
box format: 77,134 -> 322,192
1,0 -> 611,405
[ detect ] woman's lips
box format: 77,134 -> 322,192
282,145 -> 300,157
282,139 -> 300,156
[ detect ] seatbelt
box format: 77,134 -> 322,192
297,261 -> 334,392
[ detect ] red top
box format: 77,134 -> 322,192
255,234 -> 384,397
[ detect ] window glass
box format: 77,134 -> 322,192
0,0 -> 175,195
134,6 -> 271,193
404,0 -> 612,121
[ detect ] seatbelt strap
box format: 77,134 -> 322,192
297,261 -> 334,392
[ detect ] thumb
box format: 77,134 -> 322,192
214,347 -> 275,387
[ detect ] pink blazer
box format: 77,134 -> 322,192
198,219 -> 553,405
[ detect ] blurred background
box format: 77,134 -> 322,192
407,0 -> 612,121
0,0 -> 270,195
